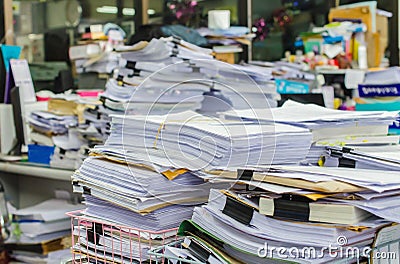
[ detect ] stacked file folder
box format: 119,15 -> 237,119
175,164 -> 400,263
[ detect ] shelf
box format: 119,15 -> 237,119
0,162 -> 73,181
316,69 -> 349,75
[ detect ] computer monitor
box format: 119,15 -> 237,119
44,28 -> 70,62
278,93 -> 325,107
9,86 -> 26,156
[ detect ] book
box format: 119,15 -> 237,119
358,67 -> 400,97
358,83 -> 400,97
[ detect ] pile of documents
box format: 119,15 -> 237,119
159,101 -> 400,263
71,113 -> 236,262
69,43 -> 119,74
28,101 -> 88,169
29,111 -> 78,135
174,164 -> 400,263
66,37 -> 281,170
75,37 -> 279,116
6,198 -> 83,263
323,144 -> 400,171
100,110 -> 312,170
70,94 -> 311,262
71,159 -> 226,262
24,94 -> 115,169
224,100 -> 399,166
197,26 -> 254,46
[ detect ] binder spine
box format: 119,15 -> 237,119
125,61 -> 137,70
273,199 -> 310,222
222,196 -> 253,225
327,147 -> 356,168
358,83 -> 400,97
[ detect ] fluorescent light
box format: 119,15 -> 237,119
122,8 -> 135,16
96,6 -> 135,16
147,9 -> 156,15
96,6 -> 117,14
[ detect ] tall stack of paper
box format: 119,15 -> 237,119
67,38 -> 280,167
71,94 -> 313,262
71,113 -> 238,261
71,160 -> 227,261
100,110 -> 312,170
98,37 -> 279,115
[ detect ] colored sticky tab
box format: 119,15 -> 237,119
162,168 -> 189,180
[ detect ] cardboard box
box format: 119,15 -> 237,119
329,4 -> 389,67
214,52 -> 235,64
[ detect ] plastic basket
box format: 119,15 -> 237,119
67,210 -> 178,264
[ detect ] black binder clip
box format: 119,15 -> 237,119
83,186 -> 91,195
237,169 -> 254,181
116,75 -> 124,86
171,47 -> 179,57
328,147 -> 356,168
222,196 -> 254,226
127,68 -> 141,77
172,35 -> 182,45
342,147 -> 353,153
237,169 -> 255,191
191,65 -> 201,73
125,60 -> 137,70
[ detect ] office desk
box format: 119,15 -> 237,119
0,162 -> 74,208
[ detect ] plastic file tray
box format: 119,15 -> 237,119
67,210 -> 178,264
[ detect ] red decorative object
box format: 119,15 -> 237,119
273,9 -> 292,28
252,18 -> 270,41
252,8 -> 293,41
167,0 -> 199,26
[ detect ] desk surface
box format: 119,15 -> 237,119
0,162 -> 73,181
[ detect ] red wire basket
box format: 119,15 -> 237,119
67,210 -> 178,264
